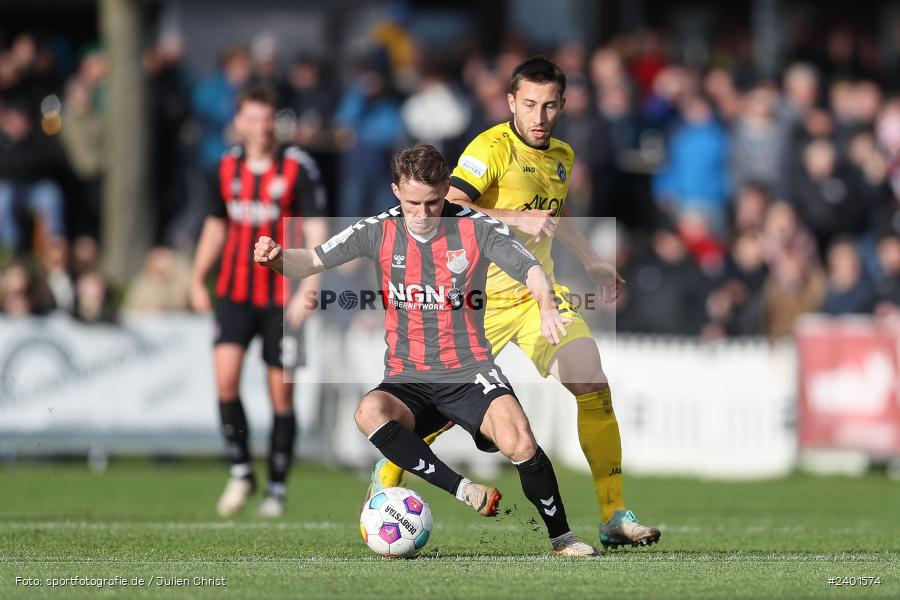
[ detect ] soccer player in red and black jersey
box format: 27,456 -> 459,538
254,144 -> 597,556
190,85 -> 328,518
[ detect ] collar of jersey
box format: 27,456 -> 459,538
395,202 -> 457,245
507,120 -> 551,151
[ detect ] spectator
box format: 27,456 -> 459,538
39,236 -> 74,312
873,233 -> 900,316
70,235 -> 100,279
677,209 -> 725,274
59,77 -> 104,240
704,68 -> 742,124
401,65 -> 470,150
287,54 -> 338,149
732,183 -> 771,232
731,85 -> 789,194
247,31 -> 291,105
144,31 -> 192,246
192,45 -> 251,172
334,64 -> 404,216
820,237 -> 876,315
628,30 -> 668,102
554,74 -> 594,215
875,99 -> 900,202
828,79 -> 858,152
0,259 -> 52,317
0,99 -> 67,251
775,62 -> 819,130
791,138 -> 868,256
756,200 -> 825,337
71,268 -> 115,324
846,131 -> 890,272
369,2 -> 417,91
617,225 -> 711,335
705,229 -> 768,337
763,247 -> 826,338
121,246 -> 191,313
760,200 -> 817,271
654,94 -> 731,234
0,261 -> 34,316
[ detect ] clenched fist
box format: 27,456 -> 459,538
254,236 -> 283,269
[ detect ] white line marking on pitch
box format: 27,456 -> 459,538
0,521 -> 880,537
1,554 -> 895,564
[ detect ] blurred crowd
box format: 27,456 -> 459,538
2,11 -> 900,339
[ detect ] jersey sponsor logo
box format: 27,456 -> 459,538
556,161 -> 567,182
522,194 -> 562,216
459,155 -> 488,178
226,200 -> 282,225
446,249 -> 469,274
387,282 -> 446,303
387,281 -> 450,310
522,165 -> 535,173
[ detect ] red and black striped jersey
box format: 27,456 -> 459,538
209,145 -> 327,307
314,202 -> 540,378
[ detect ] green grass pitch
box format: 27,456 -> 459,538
1,460 -> 898,599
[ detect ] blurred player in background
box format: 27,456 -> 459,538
190,85 -> 328,518
374,57 -> 661,549
254,143 -> 599,556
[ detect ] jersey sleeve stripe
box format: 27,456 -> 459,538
449,176 -> 482,202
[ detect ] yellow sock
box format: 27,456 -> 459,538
377,424 -> 449,487
576,388 -> 625,524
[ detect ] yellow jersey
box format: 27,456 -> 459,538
449,121 -> 574,309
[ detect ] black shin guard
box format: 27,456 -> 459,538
515,447 -> 570,539
368,421 -> 462,495
268,413 -> 297,489
219,399 -> 251,468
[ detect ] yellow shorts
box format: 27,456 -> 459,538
485,284 -> 593,377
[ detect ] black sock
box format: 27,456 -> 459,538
268,412 -> 297,493
219,399 -> 251,472
368,421 -> 462,496
515,447 -> 570,539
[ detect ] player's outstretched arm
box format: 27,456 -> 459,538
254,236 -> 326,280
285,218 -> 329,327
524,264 -> 573,345
447,187 -> 557,242
555,206 -> 624,303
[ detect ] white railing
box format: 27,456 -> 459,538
0,314 -> 796,477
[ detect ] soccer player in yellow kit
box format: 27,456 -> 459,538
371,57 -> 660,549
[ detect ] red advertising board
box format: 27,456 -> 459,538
796,316 -> 900,456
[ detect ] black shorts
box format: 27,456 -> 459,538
372,364 -> 518,453
213,297 -> 305,370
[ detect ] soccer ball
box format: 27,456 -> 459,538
360,487 -> 433,558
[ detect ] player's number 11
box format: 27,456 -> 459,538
474,369 -> 508,395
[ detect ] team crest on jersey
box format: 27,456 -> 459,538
446,249 -> 469,274
267,176 -> 287,200
556,161 -> 567,182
